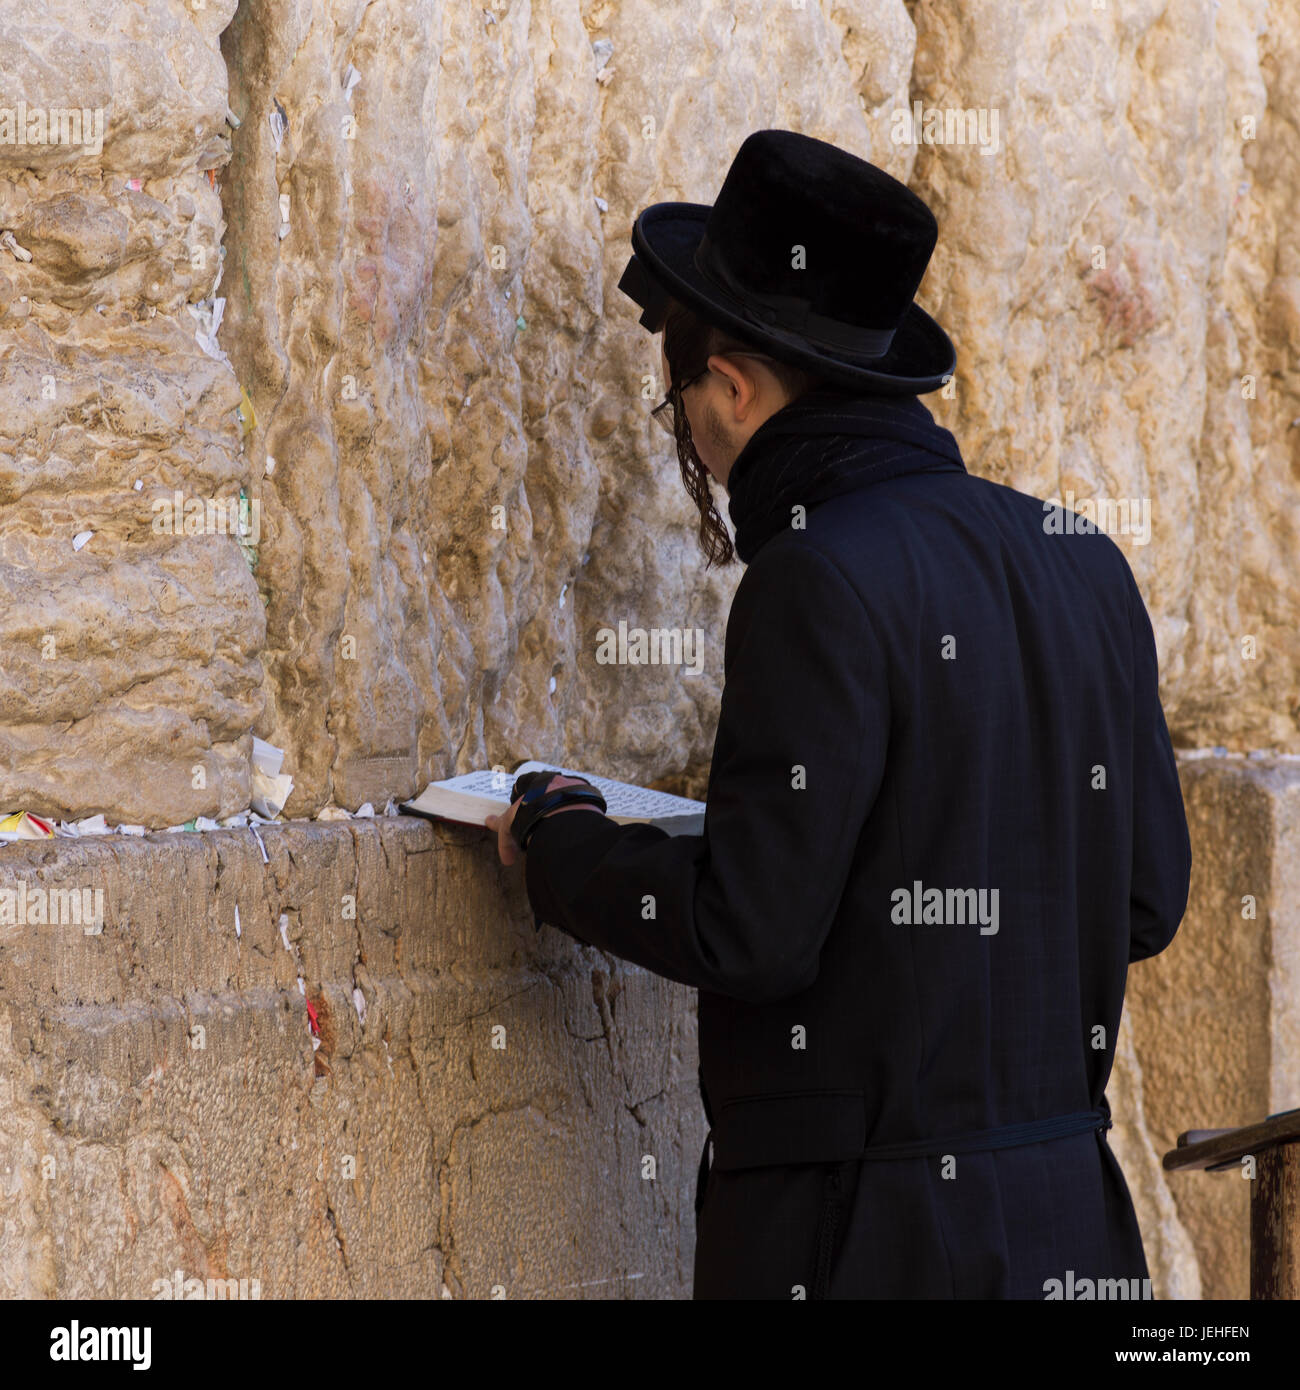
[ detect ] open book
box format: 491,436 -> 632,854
402,760 -> 706,837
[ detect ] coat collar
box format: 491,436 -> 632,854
725,389 -> 966,563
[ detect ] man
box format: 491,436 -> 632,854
486,129 -> 1192,1299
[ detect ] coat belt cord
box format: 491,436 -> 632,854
694,1107 -> 1110,1218
853,1108 -> 1111,1162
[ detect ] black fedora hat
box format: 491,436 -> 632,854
617,128 -> 955,395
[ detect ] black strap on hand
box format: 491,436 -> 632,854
509,769 -> 608,852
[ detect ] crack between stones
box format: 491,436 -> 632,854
323,1191 -> 354,1290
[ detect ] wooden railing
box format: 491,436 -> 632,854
1163,1108 -> 1300,1300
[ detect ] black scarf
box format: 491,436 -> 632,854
725,388 -> 967,563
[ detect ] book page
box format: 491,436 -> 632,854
418,762 -> 704,820
511,761 -> 703,819
428,769 -> 519,803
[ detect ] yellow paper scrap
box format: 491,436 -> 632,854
0,811 -> 55,838
237,385 -> 257,437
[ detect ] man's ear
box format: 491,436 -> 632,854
709,353 -> 765,419
704,353 -> 735,394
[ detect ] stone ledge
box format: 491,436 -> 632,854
0,817 -> 703,1298
4,756 -> 1297,1299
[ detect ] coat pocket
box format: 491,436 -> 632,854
810,1160 -> 855,1300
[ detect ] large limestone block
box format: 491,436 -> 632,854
0,0 -> 262,825
1108,1014 -> 1202,1300
0,0 -> 235,178
217,0 -> 919,815
1125,754 -> 1300,1299
909,0 -> 1299,750
218,0 -> 445,814
0,819 -> 702,1297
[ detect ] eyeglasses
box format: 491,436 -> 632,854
650,353 -> 780,438
650,369 -> 706,438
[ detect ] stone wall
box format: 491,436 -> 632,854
0,0 -> 1297,1298
1,759 -> 1291,1300
0,0 -> 259,826
4,1 -> 1297,812
0,818 -> 702,1298
1125,755 -> 1300,1301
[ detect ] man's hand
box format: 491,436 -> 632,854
485,774 -> 604,867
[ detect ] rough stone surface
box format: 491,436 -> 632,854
0,0 -> 260,826
0,819 -> 702,1298
213,0 -> 922,817
910,0 -> 1299,751
1109,1015 -> 1202,1301
2,0 -> 1298,1302
4,0 -> 1297,816
1125,756 -> 1300,1301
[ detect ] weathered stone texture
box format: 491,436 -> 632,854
6,1 -> 1296,818
0,0 -> 261,826
1125,756 -> 1300,1300
212,0 -> 922,817
0,818 -> 702,1298
910,0 -> 1299,750
2,0 -> 1298,1302
1109,1015 -> 1203,1301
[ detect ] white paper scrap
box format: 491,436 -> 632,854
252,737 -> 284,777
269,103 -> 288,152
251,737 -> 292,817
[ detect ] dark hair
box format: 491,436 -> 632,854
661,298 -> 826,568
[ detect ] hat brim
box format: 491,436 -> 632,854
630,203 -> 956,396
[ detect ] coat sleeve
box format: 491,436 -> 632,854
522,543 -> 889,1004
1125,566 -> 1192,963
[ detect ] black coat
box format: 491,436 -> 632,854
524,391 -> 1192,1298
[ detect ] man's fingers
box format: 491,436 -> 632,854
486,800 -> 517,861
486,803 -> 520,867
500,802 -> 519,865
